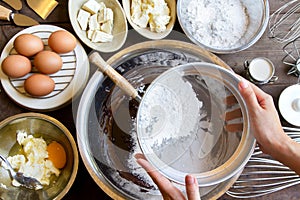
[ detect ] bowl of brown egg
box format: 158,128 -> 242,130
0,25 -> 90,111
0,112 -> 78,200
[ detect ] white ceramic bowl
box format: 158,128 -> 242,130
122,0 -> 176,40
177,0 -> 269,54
68,0 -> 128,52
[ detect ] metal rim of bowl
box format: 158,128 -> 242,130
136,62 -> 256,186
177,0 -> 270,54
0,112 -> 79,200
76,40 -> 252,199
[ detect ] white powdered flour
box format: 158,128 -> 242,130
182,0 -> 249,48
137,70 -> 203,148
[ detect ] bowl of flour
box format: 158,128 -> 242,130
136,62 -> 256,186
177,0 -> 269,54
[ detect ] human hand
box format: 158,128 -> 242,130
237,79 -> 289,156
135,153 -> 201,200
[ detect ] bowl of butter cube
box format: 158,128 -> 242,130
122,0 -> 176,40
69,0 -> 128,52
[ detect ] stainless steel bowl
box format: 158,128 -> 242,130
0,113 -> 78,200
76,40 -> 255,199
177,0 -> 269,54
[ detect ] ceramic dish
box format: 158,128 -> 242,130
0,113 -> 78,200
0,25 -> 89,111
122,0 -> 176,40
279,84 -> 300,127
68,0 -> 128,52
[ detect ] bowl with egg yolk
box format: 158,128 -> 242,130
0,113 -> 78,200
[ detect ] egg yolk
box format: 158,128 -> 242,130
47,141 -> 67,169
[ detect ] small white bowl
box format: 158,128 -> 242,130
69,0 -> 128,52
122,0 -> 176,40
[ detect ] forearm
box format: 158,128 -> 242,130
271,137 -> 300,175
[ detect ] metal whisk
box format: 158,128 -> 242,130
282,36 -> 300,77
226,128 -> 300,198
268,0 -> 300,43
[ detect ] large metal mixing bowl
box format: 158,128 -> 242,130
76,40 -> 255,199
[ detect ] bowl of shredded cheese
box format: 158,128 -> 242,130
177,0 -> 269,54
0,113 -> 78,200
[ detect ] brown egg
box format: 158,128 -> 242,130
48,30 -> 77,53
24,74 -> 55,96
34,51 -> 63,74
1,55 -> 31,78
14,34 -> 44,57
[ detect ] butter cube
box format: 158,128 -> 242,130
98,7 -> 107,23
98,2 -> 106,11
77,9 -> 90,30
91,30 -> 113,42
82,0 -> 101,14
98,8 -> 114,23
87,29 -> 94,39
101,21 -> 113,34
89,14 -> 100,30
106,8 -> 114,23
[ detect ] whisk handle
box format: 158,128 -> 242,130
89,52 -> 140,101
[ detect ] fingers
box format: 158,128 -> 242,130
185,175 -> 201,200
238,79 -> 264,110
135,154 -> 186,200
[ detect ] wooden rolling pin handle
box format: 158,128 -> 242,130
89,52 -> 139,100
0,5 -> 11,21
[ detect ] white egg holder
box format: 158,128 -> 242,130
0,25 -> 90,111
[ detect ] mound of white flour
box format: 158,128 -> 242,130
181,0 -> 249,48
137,70 -> 203,148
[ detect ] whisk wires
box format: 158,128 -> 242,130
269,0 -> 300,43
226,131 -> 300,198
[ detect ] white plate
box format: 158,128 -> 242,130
0,25 -> 90,111
279,84 -> 300,127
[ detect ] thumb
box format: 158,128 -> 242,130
185,175 -> 201,200
238,79 -> 261,110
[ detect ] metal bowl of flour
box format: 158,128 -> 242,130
76,40 -> 255,199
177,0 -> 269,54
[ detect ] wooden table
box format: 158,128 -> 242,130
0,0 -> 299,199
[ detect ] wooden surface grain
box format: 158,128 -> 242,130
0,0 -> 299,199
